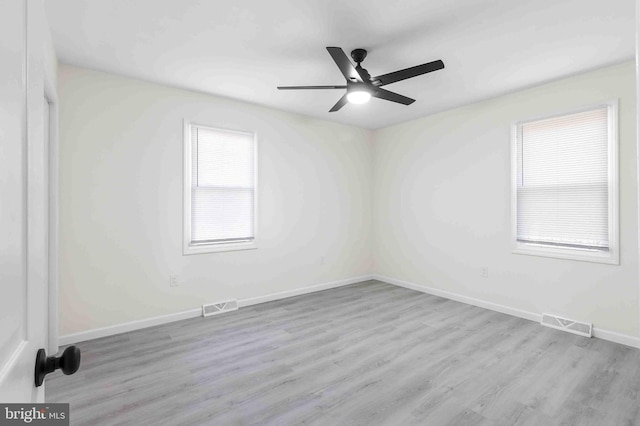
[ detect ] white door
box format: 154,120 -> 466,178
0,0 -> 52,402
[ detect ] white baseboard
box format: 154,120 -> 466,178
374,274 -> 542,323
58,275 -> 373,346
238,275 -> 374,307
373,274 -> 640,349
58,308 -> 203,346
592,327 -> 640,348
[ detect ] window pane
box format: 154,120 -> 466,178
192,187 -> 254,242
520,108 -> 608,187
193,127 -> 254,188
517,184 -> 608,248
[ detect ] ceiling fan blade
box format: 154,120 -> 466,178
373,88 -> 415,105
329,93 -> 349,112
326,47 -> 367,83
373,60 -> 444,86
277,85 -> 347,90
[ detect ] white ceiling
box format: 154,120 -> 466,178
45,0 -> 634,130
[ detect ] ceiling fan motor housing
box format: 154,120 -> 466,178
347,80 -> 373,94
351,48 -> 367,64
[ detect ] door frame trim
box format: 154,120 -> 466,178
44,60 -> 59,356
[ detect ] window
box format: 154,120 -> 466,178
511,102 -> 618,264
184,122 -> 257,254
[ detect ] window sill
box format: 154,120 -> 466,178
512,242 -> 619,265
183,241 -> 257,255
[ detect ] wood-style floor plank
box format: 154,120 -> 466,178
46,280 -> 640,425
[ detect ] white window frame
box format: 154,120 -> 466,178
510,100 -> 619,264
183,120 -> 258,255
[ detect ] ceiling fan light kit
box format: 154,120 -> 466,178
346,87 -> 371,104
277,47 -> 444,112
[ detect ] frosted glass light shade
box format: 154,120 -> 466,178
347,90 -> 371,104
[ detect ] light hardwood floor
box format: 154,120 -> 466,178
47,280 -> 640,425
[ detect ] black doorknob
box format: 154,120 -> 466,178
34,346 -> 81,387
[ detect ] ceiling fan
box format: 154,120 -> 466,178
277,47 -> 444,112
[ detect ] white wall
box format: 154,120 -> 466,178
373,61 -> 638,338
58,64 -> 373,336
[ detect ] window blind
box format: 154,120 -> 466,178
191,125 -> 255,244
516,106 -> 609,250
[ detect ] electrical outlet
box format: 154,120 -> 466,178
169,274 -> 179,287
481,267 -> 489,278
